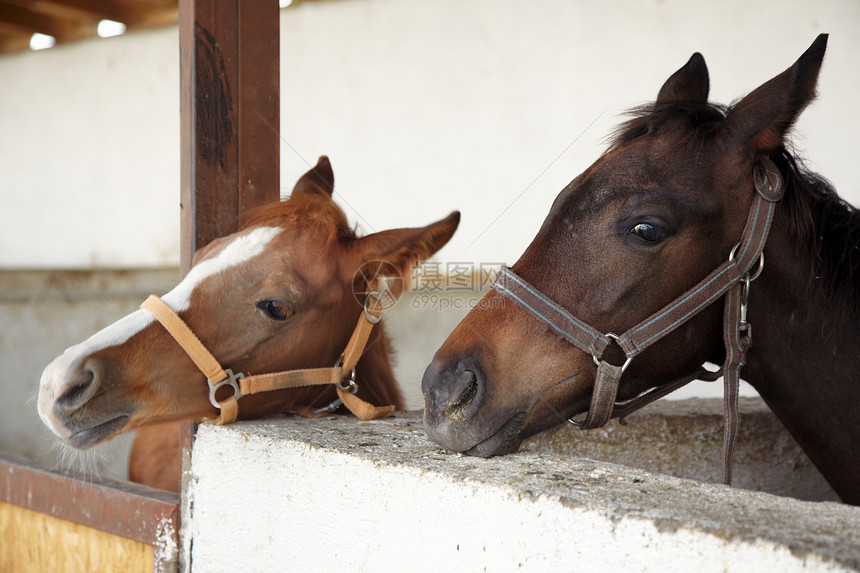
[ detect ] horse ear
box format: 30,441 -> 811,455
350,211 -> 461,297
292,156 -> 335,197
725,34 -> 827,156
656,53 -> 709,105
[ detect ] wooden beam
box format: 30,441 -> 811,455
0,453 -> 178,549
0,0 -> 178,29
179,0 -> 280,275
0,2 -> 94,41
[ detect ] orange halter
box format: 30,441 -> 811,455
140,287 -> 394,425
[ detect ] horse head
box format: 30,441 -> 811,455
423,36 -> 832,459
39,156 -> 460,449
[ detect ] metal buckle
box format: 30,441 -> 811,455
334,358 -> 358,394
753,156 -> 784,202
208,368 -> 244,409
363,290 -> 383,324
591,333 -> 632,373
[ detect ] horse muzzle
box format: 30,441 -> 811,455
422,354 -> 525,457
38,350 -> 132,448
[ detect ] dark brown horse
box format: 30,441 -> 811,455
423,35 -> 860,504
39,157 -> 460,491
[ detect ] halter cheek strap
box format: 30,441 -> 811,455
140,288 -> 395,426
493,157 -> 784,485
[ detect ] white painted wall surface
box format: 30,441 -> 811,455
0,27 -> 180,268
278,0 -> 860,271
1,0 -> 858,269
186,417 -> 860,573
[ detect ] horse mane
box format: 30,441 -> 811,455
610,102 -> 860,312
354,321 -> 405,410
773,149 -> 860,311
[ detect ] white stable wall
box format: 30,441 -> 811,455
0,26 -> 180,268
278,0 -> 860,270
184,414 -> 860,573
1,0 -> 858,269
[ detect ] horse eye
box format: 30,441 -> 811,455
255,300 -> 291,321
629,222 -> 667,244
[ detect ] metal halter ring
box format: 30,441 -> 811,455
591,333 -> 633,373
209,368 -> 244,409
728,242 -> 765,281
334,358 -> 358,394
363,291 -> 384,324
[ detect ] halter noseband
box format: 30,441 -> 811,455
140,283 -> 395,425
492,157 -> 784,485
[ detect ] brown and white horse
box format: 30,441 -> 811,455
39,157 -> 459,491
423,35 -> 860,504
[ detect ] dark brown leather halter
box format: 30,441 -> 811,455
492,157 -> 784,484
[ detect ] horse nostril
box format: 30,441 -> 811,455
56,363 -> 99,414
423,355 -> 486,421
447,369 -> 478,411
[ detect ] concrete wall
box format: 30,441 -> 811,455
184,411 -> 858,572
0,26 -> 179,268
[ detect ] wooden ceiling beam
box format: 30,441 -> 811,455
0,2 -> 94,41
1,0 -> 177,29
0,29 -> 30,52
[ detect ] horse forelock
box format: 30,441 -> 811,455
236,194 -> 402,406
240,193 -> 357,247
607,102 -> 728,152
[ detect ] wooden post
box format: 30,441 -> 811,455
179,0 -> 280,275
178,0 -> 280,495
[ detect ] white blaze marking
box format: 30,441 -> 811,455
38,226 -> 283,436
162,226 -> 283,312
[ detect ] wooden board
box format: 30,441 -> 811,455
0,454 -> 179,572
0,501 -> 154,573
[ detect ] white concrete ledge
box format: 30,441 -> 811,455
186,409 -> 860,572
520,397 -> 838,502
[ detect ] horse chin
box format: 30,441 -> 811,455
62,414 -> 131,449
462,412 -> 526,458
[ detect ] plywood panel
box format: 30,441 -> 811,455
0,454 -> 178,571
0,501 -> 153,573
